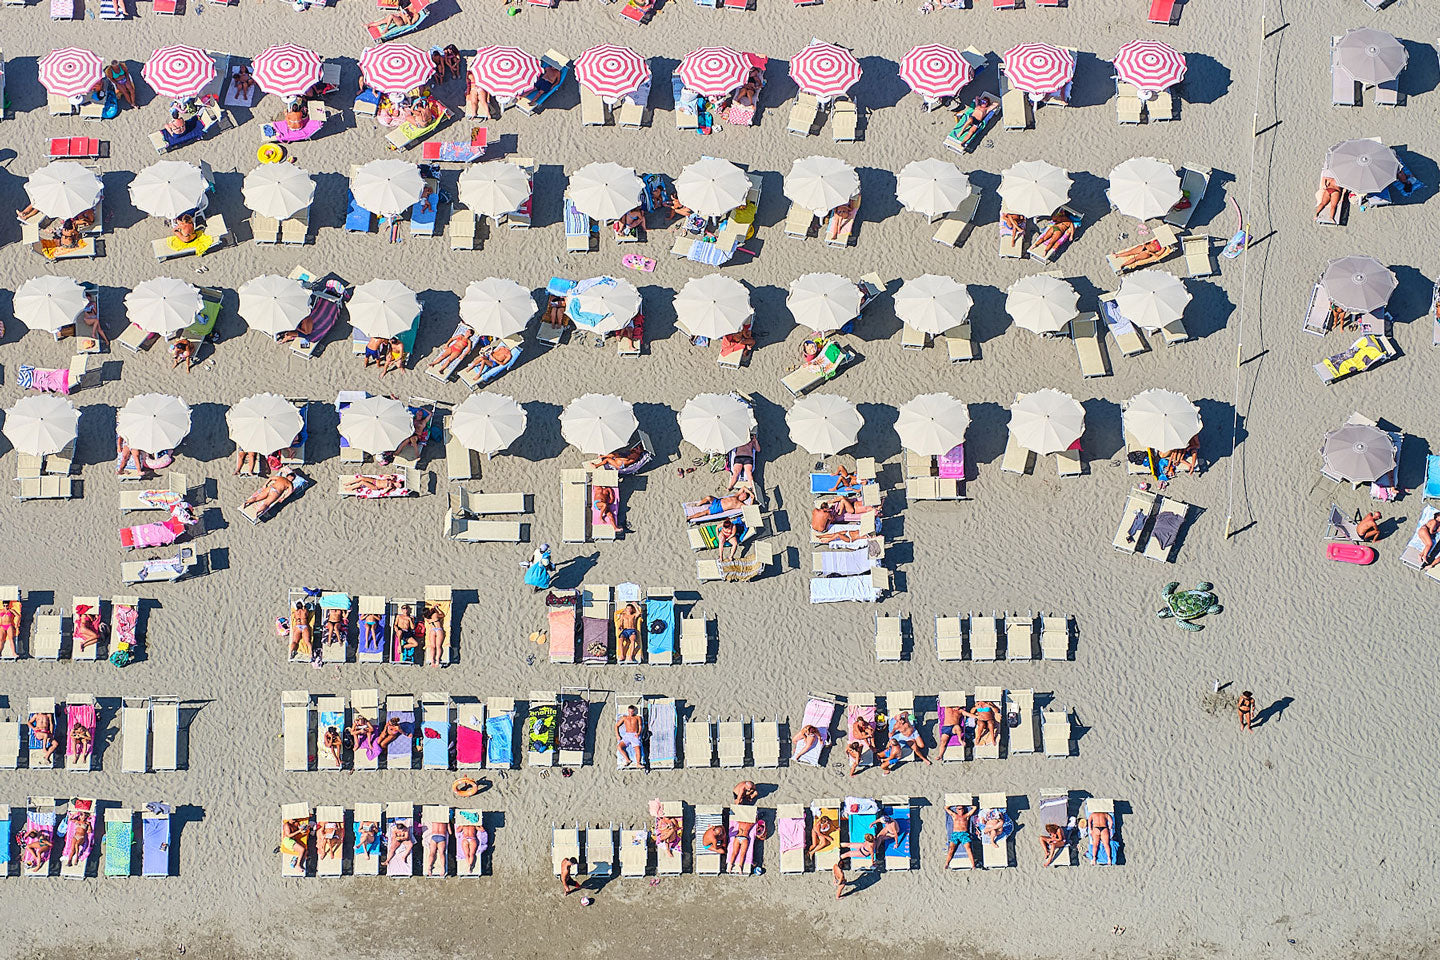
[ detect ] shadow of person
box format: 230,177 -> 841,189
1252,696 -> 1293,728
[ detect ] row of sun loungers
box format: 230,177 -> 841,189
933,613 -> 1072,661
280,802 -> 491,878
546,584 -> 704,665
4,799 -> 174,878
0,592 -> 140,661
284,586 -> 452,665
1,696 -> 181,773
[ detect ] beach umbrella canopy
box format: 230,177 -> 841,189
1321,421 -> 1396,483
451,393 -> 527,454
130,160 -> 209,219
124,278 -> 202,336
897,158 -> 971,219
1335,28 -> 1407,86
895,275 -> 971,335
1125,389 -> 1201,450
24,162 -> 102,220
227,393 -> 304,455
1321,255 -> 1396,313
1002,42 -> 1076,95
38,47 -> 104,98
569,162 -> 643,221
787,394 -> 863,456
1111,40 -> 1187,91
14,276 -> 89,334
1116,270 -> 1191,331
561,394 -> 637,454
673,275 -> 751,339
253,43 -> 323,97
4,395 -> 79,456
460,277 -> 534,338
351,159 -> 423,216
118,393 -> 191,451
470,45 -> 541,99
569,276 -> 642,334
679,394 -> 755,454
999,160 -> 1071,217
789,273 -> 861,332
243,163 -> 315,220
1006,274 -> 1079,334
1010,389 -> 1084,455
339,395 -> 412,455
899,44 -> 973,101
1325,139 -> 1399,194
457,162 -> 531,217
238,274 -> 310,336
349,279 -> 420,339
576,44 -> 649,101
790,41 -> 861,99
677,46 -> 749,96
1108,157 -> 1181,220
358,42 -> 433,95
676,157 -> 751,219
785,156 -> 859,216
143,44 -> 216,98
896,393 -> 969,455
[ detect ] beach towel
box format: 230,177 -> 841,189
67,703 -> 96,757
582,616 -> 609,665
456,708 -> 485,765
387,710 -> 414,764
795,699 -> 833,765
23,810 -> 55,875
649,701 -> 676,765
162,117 -> 204,150
887,808 -> 911,861
548,606 -> 575,661
818,549 -> 872,577
351,475 -> 411,499
103,815 -> 132,876
809,575 -> 880,604
811,473 -> 861,496
17,364 -> 70,394
938,444 -> 965,480
563,197 -> 589,237
264,118 -> 323,143
1150,509 -> 1183,549
485,712 -> 514,766
528,703 -> 558,754
422,719 -> 450,767
141,810 -> 169,877
114,603 -> 138,647
223,71 -> 258,108
646,596 -> 676,659
119,511 -> 189,550
1099,298 -> 1138,339
558,699 -> 587,751
722,102 -> 755,126
385,820 -> 413,876
62,805 -> 95,869
358,612 -> 385,658
163,231 -> 217,257
779,815 -> 805,854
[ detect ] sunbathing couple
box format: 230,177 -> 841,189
342,473 -> 406,496
811,495 -> 879,542
846,710 -> 932,776
363,337 -> 407,376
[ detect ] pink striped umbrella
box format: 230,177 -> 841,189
470,45 -> 542,99
38,47 -> 104,98
253,44 -> 323,98
1112,39 -> 1186,91
789,41 -> 861,99
576,44 -> 649,101
359,43 -> 434,94
143,44 -> 216,99
677,46 -> 749,96
1002,42 -> 1076,95
899,44 -> 972,101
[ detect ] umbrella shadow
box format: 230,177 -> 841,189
412,287 -> 461,363
634,401 -> 681,466
185,402 -> 233,464
6,57 -> 45,114
1388,264 -> 1433,328
638,283 -> 677,346
852,275 -> 897,346
966,401 -> 1011,467
857,56 -> 909,111
856,166 -> 900,229
310,171 -> 351,233
753,170 -> 788,230
855,402 -> 899,463
532,164 -> 565,229
513,401 -> 566,463
103,170 -> 148,232
76,402 -> 119,468
1400,40 -> 1440,99
1069,53 -> 1116,109
1392,147 -> 1437,207
1067,170 -> 1114,234
1194,399 -> 1242,471
967,284 -> 1008,352
1183,279 -> 1234,341
751,393 -> 796,461
1181,53 -> 1231,105
1080,397 -> 1123,461
750,284 -> 790,351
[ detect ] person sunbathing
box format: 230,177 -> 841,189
978,808 -> 1007,845
407,98 -> 440,128
245,470 -> 296,519
733,781 -> 757,805
828,464 -> 857,492
428,328 -> 474,371
394,603 -> 418,659
357,818 -> 379,854
287,598 -> 312,660
792,723 -> 820,759
22,827 -> 52,871
1085,809 -> 1112,863
717,518 -> 742,560
615,207 -> 646,237
686,489 -> 754,521
350,714 -> 376,753
170,339 -> 195,372
464,75 -> 493,120
719,324 -> 755,358
68,721 -> 93,763
281,99 -> 307,131
107,61 -> 137,107
1114,237 -> 1166,270
385,822 -> 413,871
1418,514 -> 1440,570
318,817 -> 343,863
425,817 -> 449,874
323,726 -> 343,768
593,484 -> 619,529
322,606 -> 345,646
543,294 -> 568,329
72,207 -> 96,232
1315,176 -> 1344,221
811,497 -> 876,536
164,111 -> 189,138
283,817 -> 310,865
807,814 -> 836,855
589,446 -> 643,471
945,804 -> 976,868
377,0 -> 419,32
933,703 -> 964,761
458,820 -> 484,873
1040,822 -> 1068,866
0,599 -> 17,659
58,219 -> 82,250
732,82 -> 758,108
1034,208 -> 1076,255
230,64 -> 255,100
883,711 -> 931,769
15,203 -> 40,221
172,214 -> 197,244
394,407 -> 432,458
701,824 -> 726,854
616,603 -> 642,663
726,437 -> 759,490
615,705 -> 643,767
463,341 -> 514,377
29,710 -> 58,763
968,700 -> 1001,746
424,604 -> 446,666
114,438 -> 142,475
376,716 -> 404,752
826,194 -> 860,241
63,811 -> 92,867
726,813 -> 761,871
848,714 -> 876,769
380,339 -> 406,377
655,815 -> 681,852
1356,511 -> 1382,542
74,604 -> 104,652
342,474 -> 405,496
1001,211 -> 1027,236
840,834 -> 875,861
360,609 -> 383,651
954,95 -> 994,141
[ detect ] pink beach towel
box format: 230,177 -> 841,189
456,722 -> 485,766
114,604 -> 138,646
18,365 -> 70,394
937,444 -> 965,480
779,816 -> 805,852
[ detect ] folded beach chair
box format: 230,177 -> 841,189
527,691 -> 560,768
1080,798 -> 1120,865
717,718 -> 747,768
978,793 -> 1013,867
421,806 -> 451,877
282,690 -> 312,772
351,689 -> 381,771
314,806 -> 345,878
795,696 -> 838,766
875,614 -> 903,662
385,803 -> 416,877
421,693 -> 452,771
280,802 -> 312,877
140,802 -> 171,877
27,698 -> 58,768
1040,615 -> 1070,660
650,699 -> 679,770
969,614 -> 1000,660
103,807 -> 135,877
121,698 -> 150,773
1006,615 -> 1035,661
486,697 -> 517,767
585,825 -> 615,880
843,797 -> 879,870
972,686 -> 1005,760
935,616 -> 964,661
845,695 -> 877,772
1113,488 -> 1158,553
1009,689 -> 1036,754
1037,791 -> 1074,865
1072,314 -> 1110,377
937,691 -> 969,761
353,803 -> 384,876
1000,432 -> 1036,475
386,694 -> 416,770
1143,497 -> 1189,562
694,806 -> 724,875
776,805 -> 808,874
558,691 -> 588,766
32,615 -> 61,660
655,801 -> 685,874
582,584 -> 613,664
880,797 -> 912,871
685,717 -> 714,768
61,694 -> 96,771
620,828 -> 649,878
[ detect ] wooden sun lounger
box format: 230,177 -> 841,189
1001,433 -> 1035,475
104,807 -> 135,876
315,695 -> 346,770
1183,235 -> 1215,277
969,615 -> 999,660
280,803 -> 311,877
875,614 -> 903,662
694,805 -> 724,875
978,793 -> 1012,867
421,805 -> 451,876
1043,710 -> 1072,757
618,827 -> 649,878
283,690 -> 312,772
1006,616 -> 1034,661
717,719 -> 747,768
680,613 -> 708,664
552,825 -> 582,878
752,720 -> 780,768
685,718 -> 714,768
812,799 -> 841,870
784,202 -> 817,240
1114,488 -> 1158,552
1072,314 -> 1109,377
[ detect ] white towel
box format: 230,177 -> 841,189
809,576 -> 878,604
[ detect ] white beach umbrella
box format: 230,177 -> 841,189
788,273 -> 861,332
1334,28 -> 1407,87
1325,139 -> 1399,195
998,160 -> 1071,218
118,393 -> 191,451
569,162 -> 643,221
227,393 -> 304,455
243,163 -> 315,220
673,275 -> 751,339
3,395 -> 79,456
124,278 -> 201,337
1125,389 -> 1201,451
457,163 -> 531,218
339,395 -> 412,455
1009,389 -> 1084,455
784,156 -> 859,216
675,156 -> 751,219
894,275 -> 972,335
25,162 -> 103,219
679,393 -> 755,454
1321,255 -> 1396,314
561,394 -> 638,454
896,158 -> 971,219
351,159 -> 423,217
1006,274 -> 1080,334
130,160 -> 209,219
349,279 -> 420,339
787,394 -> 863,456
896,393 -> 969,455
460,278 -> 534,338
1116,270 -> 1190,331
451,393 -> 527,454
238,275 -> 310,336
1108,157 -> 1181,220
570,276 -> 642,335
1321,421 -> 1396,483
14,276 -> 89,334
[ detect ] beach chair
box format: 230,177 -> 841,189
454,809 -> 486,877
1315,185 -> 1348,226
1042,707 -> 1072,757
1037,791 -> 1074,865
582,584 -> 613,665
1030,207 -> 1082,263
1143,497 -> 1189,562
694,806 -> 724,875
385,695 -> 416,770
1006,615 -> 1035,661
552,824 -> 583,883
121,698 -> 150,773
650,699 -> 678,770
421,693 -> 452,771
804,799 -> 840,870
977,793 -> 1013,867
1099,293 -> 1149,356
546,590 -> 578,664
366,0 -> 432,39
314,806 -> 345,878
787,93 -> 820,136
354,596 -> 385,664
794,696 -> 838,766
352,803 -> 384,876
684,717 -> 715,768
1107,223 -> 1179,272
585,825 -> 615,881
564,195 -> 596,254
968,615 -> 999,661
832,99 -> 859,142
420,806 -> 451,877
999,205 -> 1027,258
1314,334 -> 1398,383
843,798 -> 879,870
999,71 -> 1032,130
557,691 -> 588,766
352,689 -> 381,771
1114,488 -> 1157,553
717,718 -> 747,768
878,797 -> 911,871
932,190 -> 980,248
614,695 -> 646,769
580,87 -> 610,127
1148,0 -> 1175,23
1183,235 -> 1215,277
119,473 -> 189,514
486,697 -> 517,768
679,612 -> 708,664
517,51 -> 572,115
784,202 -> 817,241
139,802 -> 171,877
103,807 -> 135,877
875,614 -> 903,662
315,695 -> 346,771
1080,798 -> 1120,864
385,803 -> 416,878
935,616 -> 964,661
1398,506 -> 1440,580
936,691 -> 969,761
619,827 -> 649,878
589,470 -> 620,541
423,585 -> 454,665
0,721 -> 19,769
844,695 -> 877,772
1165,167 -> 1210,229
32,615 -> 62,660
21,799 -> 58,877
643,590 -> 677,666
776,805 -> 807,874
1040,615 -> 1070,661
456,700 -> 487,769
1009,690 -> 1036,754
1116,81 -> 1144,123
726,805 -> 761,875
58,697 -> 94,775
146,696 -> 177,772
972,686 -> 1005,759
1070,314 -> 1109,378
528,691 -> 560,768
280,803 -> 311,877
1000,433 -> 1036,476
27,698 -> 58,768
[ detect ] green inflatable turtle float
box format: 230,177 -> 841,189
1156,582 -> 1221,631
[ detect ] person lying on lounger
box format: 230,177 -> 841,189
343,474 -> 406,497
318,817 -> 343,863
685,489 -> 754,520
593,484 -> 619,529
840,834 -> 875,862
701,824 -> 726,854
323,726 -> 343,768
74,604 -> 104,652
933,703 -> 965,761
425,816 -> 449,874
376,0 -> 420,32
0,600 -> 17,659
465,75 -> 493,120
945,803 -> 976,867
808,813 -> 836,856
1418,514 -> 1440,570
1083,809 -> 1112,863
589,445 -> 643,472
461,340 -> 514,377
1315,176 -> 1344,221
615,705 -> 643,768
719,324 -> 755,359
1040,822 -> 1067,867
616,603 -> 642,663
1113,237 -> 1167,270
826,194 -> 860,242
717,518 -> 742,561
21,826 -> 52,871
58,219 -> 83,251
882,711 -> 932,770
394,603 -> 418,658
429,328 -> 474,372
245,469 -> 296,517
978,808 -> 1007,845
69,721 -> 92,763
1034,208 -> 1076,255
727,437 -> 759,491
727,813 -> 763,871
847,714 -> 875,777
811,497 -> 877,539
424,603 -> 446,666
792,724 -> 820,760
357,818 -> 379,853
63,810 -> 92,867
282,817 -> 310,863
458,819 -> 485,873
953,95 -> 994,139
360,609 -> 383,651
376,716 -> 404,752
385,821 -> 413,871
1001,211 -> 1027,236
29,710 -> 59,763
287,600 -> 313,661
322,605 -> 345,646
967,699 -> 1001,747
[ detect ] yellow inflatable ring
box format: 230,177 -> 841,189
452,776 -> 480,798
257,143 -> 286,164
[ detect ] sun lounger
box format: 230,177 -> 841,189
822,195 -> 860,247
832,98 -> 858,142
977,793 -> 1013,867
119,474 -> 189,514
615,695 -> 646,769
999,206 -> 1028,258
1036,703 -> 1072,756
139,802 -> 170,877
724,805 -> 761,875
580,87 -> 610,127
311,806 -> 345,878
1000,432 -> 1036,475
787,93 -> 820,136
21,799 -> 57,877
682,716 -> 714,768
643,590 -> 677,665
653,801 -> 684,875
421,693 -> 452,771
967,614 -> 999,661
1164,167 -> 1210,228
941,793 -> 980,869
1400,505 -> 1440,580
120,698 -> 150,773
454,809 -> 487,877
527,691 -> 559,767
583,584 -> 613,664
545,590 -> 578,664
351,803 -> 383,876
795,696 -> 838,766
1097,293 -> 1149,356
1182,234 -> 1216,277
1033,790 -> 1075,865
717,718 -> 746,768
843,797 -> 879,870
351,596 -> 384,664
775,805 -> 808,874
620,828 -> 649,878
420,805 -> 451,877
1067,313 -> 1110,378
999,71 -> 1032,130
101,807 -> 135,877
147,697 -> 179,772
1114,488 -> 1158,553
32,615 -> 61,660
1314,334 -> 1398,383
28,698 -> 58,768
385,803 -> 416,877
0,720 -> 19,769
1006,616 -> 1035,661
1148,0 -> 1175,22
1007,689 -> 1036,754
557,691 -> 588,766
313,695 -> 346,771
279,802 -> 311,877
1116,81 -> 1144,123
385,694 -> 415,770
693,806 -> 724,875
486,697 -> 517,767
784,202 -> 816,240
517,51 -> 571,115
650,699 -> 678,770
874,614 -> 903,662
1141,496 -> 1188,562
679,612 -> 708,664
584,825 -> 614,880
349,689 -> 380,770
934,616 -> 964,661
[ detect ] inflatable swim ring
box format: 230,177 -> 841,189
257,143 -> 286,164
452,776 -> 480,798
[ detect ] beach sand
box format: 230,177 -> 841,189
0,0 -> 1438,957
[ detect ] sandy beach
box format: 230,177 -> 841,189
0,0 -> 1438,957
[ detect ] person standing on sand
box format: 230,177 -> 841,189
1237,691 -> 1255,732
832,862 -> 848,899
560,857 -> 582,895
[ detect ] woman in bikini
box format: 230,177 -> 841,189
244,470 -> 295,516
317,816 -> 343,864
73,605 -> 104,652
288,600 -> 312,661
968,700 -> 1001,747
385,821 -> 413,871
322,606 -> 345,647
0,599 -> 20,658
457,817 -> 485,873
376,716 -> 404,752
68,720 -> 93,764
1039,822 -> 1068,867
807,814 -> 837,856
349,714 -> 375,755
62,810 -> 92,867
106,61 -> 136,107
423,604 -> 446,666
323,726 -> 343,768
792,723 -> 821,760
726,813 -> 763,872
655,814 -> 681,853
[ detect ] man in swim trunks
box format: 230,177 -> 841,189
559,856 -> 582,895
934,702 -> 965,761
1355,511 -> 1381,543
881,710 -> 932,772
733,781 -> 757,804
394,604 -> 418,661
593,484 -> 618,530
615,705 -> 644,768
727,436 -> 759,491
687,488 -> 753,520
29,710 -> 58,764
811,496 -> 877,541
425,816 -> 449,875
945,803 -> 976,868
616,603 -> 641,664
